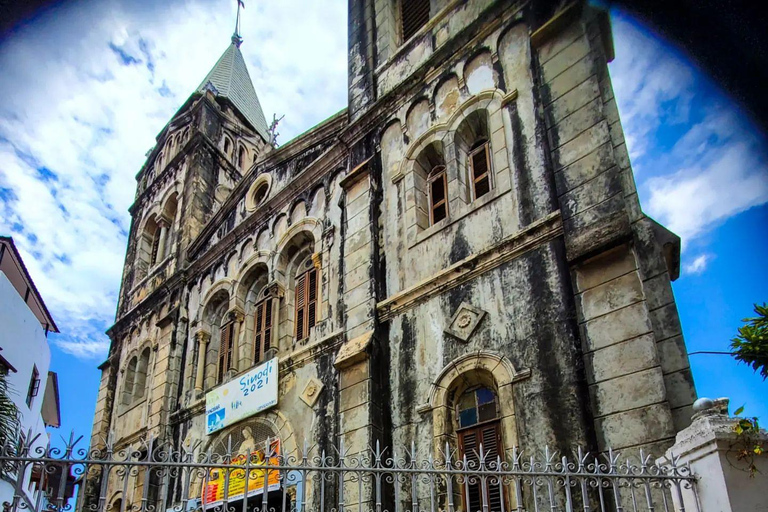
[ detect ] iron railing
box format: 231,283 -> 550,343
0,432 -> 699,512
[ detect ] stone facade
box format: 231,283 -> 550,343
87,1 -> 697,511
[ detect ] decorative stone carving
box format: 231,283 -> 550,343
300,377 -> 324,407
445,302 -> 486,342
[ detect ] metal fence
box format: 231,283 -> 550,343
0,432 -> 699,512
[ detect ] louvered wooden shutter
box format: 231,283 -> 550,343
218,323 -> 233,381
429,166 -> 448,225
295,273 -> 306,341
150,231 -> 161,265
254,298 -> 273,363
470,143 -> 491,199
401,0 -> 430,41
307,268 -> 317,331
459,422 -> 504,512
254,301 -> 264,363
295,268 -> 318,341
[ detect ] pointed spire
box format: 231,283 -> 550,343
232,0 -> 244,48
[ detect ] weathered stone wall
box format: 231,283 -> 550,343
89,3 -> 698,512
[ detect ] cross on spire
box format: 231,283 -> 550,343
232,0 -> 245,47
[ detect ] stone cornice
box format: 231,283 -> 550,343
377,211 -> 564,322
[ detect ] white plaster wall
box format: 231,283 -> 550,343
0,271 -> 52,507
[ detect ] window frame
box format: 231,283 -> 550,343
399,0 -> 431,43
218,321 -> 235,382
469,140 -> 492,201
428,165 -> 448,225
26,366 -> 40,408
253,296 -> 274,364
294,266 -> 319,342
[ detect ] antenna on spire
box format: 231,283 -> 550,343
232,0 -> 245,47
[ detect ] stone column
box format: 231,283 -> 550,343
156,219 -> 170,262
194,331 -> 210,392
658,397 -> 768,512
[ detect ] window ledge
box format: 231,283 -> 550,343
129,255 -> 173,295
117,394 -> 147,417
408,186 -> 511,250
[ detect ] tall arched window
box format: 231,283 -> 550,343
218,320 -> 235,382
294,260 -> 318,342
223,137 -> 233,158
412,141 -> 447,229
456,387 -> 504,512
455,110 -> 492,202
133,348 -> 150,400
428,165 -> 448,225
122,357 -> 137,406
253,290 -> 273,364
238,146 -> 247,170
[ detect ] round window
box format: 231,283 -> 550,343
253,182 -> 269,205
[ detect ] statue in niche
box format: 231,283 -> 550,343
237,426 -> 257,456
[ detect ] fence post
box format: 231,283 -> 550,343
657,397 -> 766,512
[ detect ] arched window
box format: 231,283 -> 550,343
218,320 -> 235,382
455,110 -> 493,202
133,348 -> 150,400
456,387 -> 503,512
412,141 -> 447,229
183,127 -> 190,141
157,152 -> 165,171
253,290 -> 273,364
294,260 -> 318,342
428,165 -> 448,224
238,146 -> 247,170
223,137 -> 233,158
122,357 -> 137,406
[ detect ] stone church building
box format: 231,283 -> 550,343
87,1 -> 697,510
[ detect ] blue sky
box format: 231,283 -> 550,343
0,2 -> 766,442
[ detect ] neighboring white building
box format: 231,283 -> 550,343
0,236 -> 68,509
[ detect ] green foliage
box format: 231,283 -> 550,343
731,405 -> 765,477
730,303 -> 768,380
0,370 -> 20,453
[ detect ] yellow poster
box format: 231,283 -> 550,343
202,439 -> 281,509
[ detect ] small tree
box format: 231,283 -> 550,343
730,303 -> 768,380
0,370 -> 20,454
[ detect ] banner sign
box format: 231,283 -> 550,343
206,358 -> 278,435
202,439 -> 281,509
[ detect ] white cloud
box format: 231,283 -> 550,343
0,0 -> 347,359
609,15 -> 694,164
645,137 -> 768,244
683,254 -> 711,275
610,12 -> 768,248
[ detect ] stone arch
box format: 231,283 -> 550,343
427,351 -> 530,459
406,97 -> 431,139
380,120 -> 405,182
199,279 -> 235,322
463,48 -> 498,94
204,409 -> 298,459
433,74 -> 462,120
289,200 -> 307,224
234,253 -> 272,308
308,185 -> 326,217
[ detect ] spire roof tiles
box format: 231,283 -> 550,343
196,41 -> 269,141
